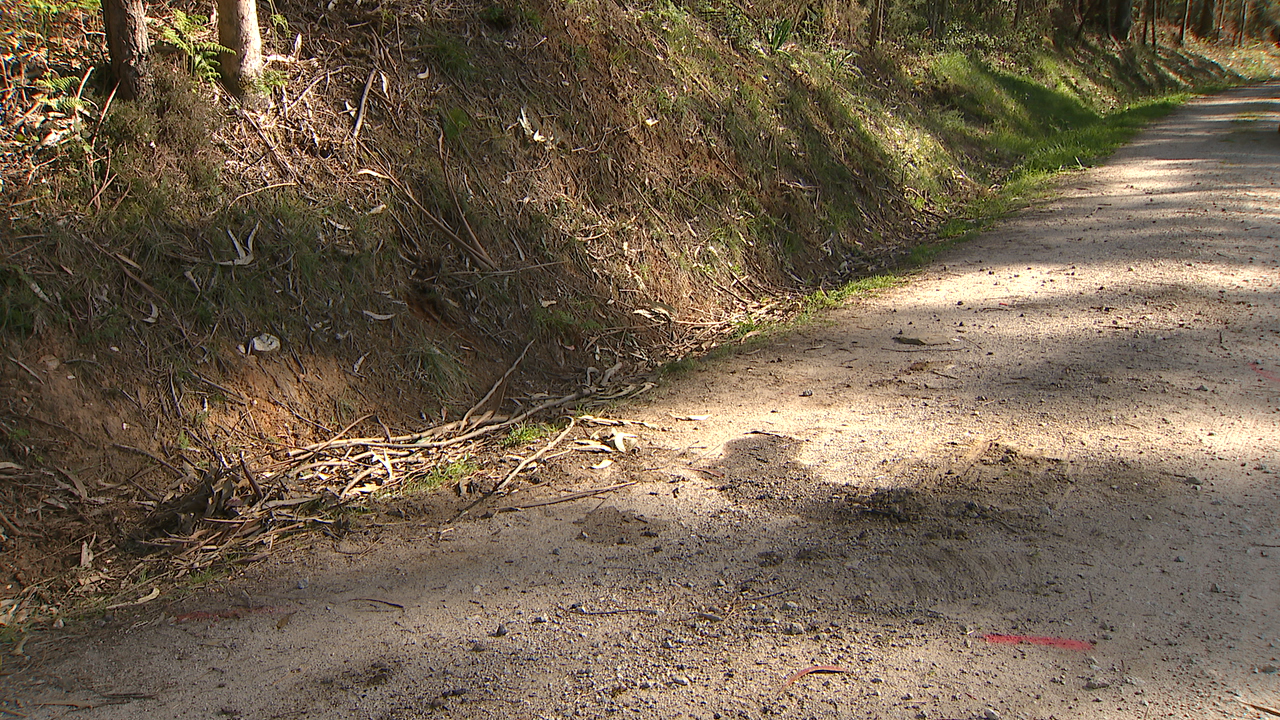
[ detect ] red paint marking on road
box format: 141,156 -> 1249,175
1252,362 -> 1280,385
983,634 -> 1094,651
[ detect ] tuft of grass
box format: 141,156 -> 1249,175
802,274 -> 901,313
399,458 -> 477,495
501,422 -> 553,448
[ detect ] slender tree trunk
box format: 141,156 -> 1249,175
1195,0 -> 1215,37
1216,0 -> 1227,38
1237,0 -> 1247,44
215,0 -> 264,98
868,0 -> 884,47
1014,0 -> 1024,29
1113,0 -> 1133,39
102,0 -> 149,100
1177,0 -> 1191,43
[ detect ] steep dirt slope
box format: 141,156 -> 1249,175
3,84 -> 1280,720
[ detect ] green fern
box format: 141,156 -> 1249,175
156,10 -> 236,83
34,74 -> 88,115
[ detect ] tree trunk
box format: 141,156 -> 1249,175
1195,0 -> 1215,37
102,0 -> 149,100
867,0 -> 884,47
1237,0 -> 1247,44
1113,0 -> 1133,39
215,0 -> 264,98
1216,0 -> 1227,38
1178,0 -> 1191,43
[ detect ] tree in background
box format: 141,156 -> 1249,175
215,0 -> 264,98
102,0 -> 149,99
101,0 -> 264,101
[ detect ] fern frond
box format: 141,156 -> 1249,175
193,40 -> 236,56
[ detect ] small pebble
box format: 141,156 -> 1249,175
493,623 -> 507,637
1174,556 -> 1185,563
532,615 -> 549,624
782,621 -> 805,635
984,709 -> 1001,720
782,601 -> 800,611
671,675 -> 691,686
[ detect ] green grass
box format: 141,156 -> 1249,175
501,422 -> 553,448
922,92 -> 1188,255
398,458 -> 478,495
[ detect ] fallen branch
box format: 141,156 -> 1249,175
779,665 -> 849,694
494,481 -> 636,511
494,417 -> 576,493
356,167 -> 497,272
1244,701 -> 1280,718
351,68 -> 376,140
462,340 -> 533,427
291,414 -> 373,463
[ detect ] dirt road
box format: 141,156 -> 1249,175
6,85 -> 1280,720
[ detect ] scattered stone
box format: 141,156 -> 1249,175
493,623 -> 508,637
1174,555 -> 1185,563
661,638 -> 677,649
470,641 -> 489,652
671,675 -> 691,686
1257,664 -> 1279,674
1210,583 -> 1223,593
1084,678 -> 1112,690
638,679 -> 656,689
782,621 -> 805,635
983,708 -> 1002,720
782,601 -> 800,611
532,615 -> 549,624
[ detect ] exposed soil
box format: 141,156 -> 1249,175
4,84 -> 1280,720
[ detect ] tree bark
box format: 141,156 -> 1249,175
1195,0 -> 1215,37
215,0 -> 264,98
867,0 -> 884,48
1177,0 -> 1191,43
102,0 -> 149,100
1112,0 -> 1133,39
